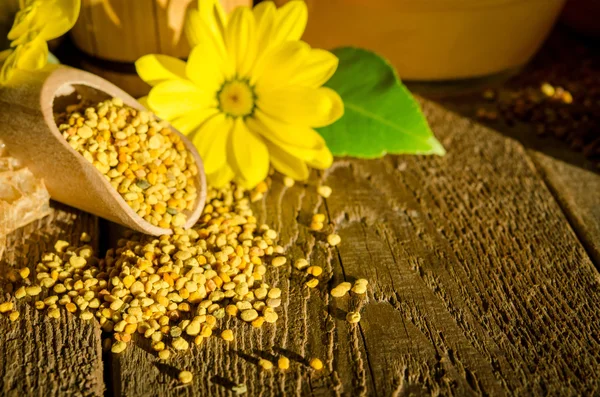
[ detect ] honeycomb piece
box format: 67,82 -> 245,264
0,140 -> 51,243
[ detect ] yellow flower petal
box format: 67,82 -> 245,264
170,108 -> 219,136
246,110 -> 325,150
253,42 -> 337,89
0,49 -> 18,84
186,0 -> 227,56
7,6 -> 35,41
10,0 -> 81,42
227,119 -> 269,188
264,140 -> 309,181
36,0 -> 80,41
198,0 -> 227,39
253,1 -> 276,50
226,6 -> 257,78
135,54 -> 187,87
0,49 -> 12,64
252,40 -> 309,87
186,41 -> 227,93
207,163 -> 235,188
289,48 -> 338,88
137,96 -> 149,109
257,86 -> 344,128
272,0 -> 307,45
306,145 -> 333,170
192,113 -> 233,174
147,80 -> 216,120
16,37 -> 48,70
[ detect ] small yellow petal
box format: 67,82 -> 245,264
16,37 -> 48,71
207,164 -> 235,188
192,113 -> 233,174
306,145 -> 333,170
252,40 -> 309,87
0,50 -> 17,84
135,54 -> 187,87
147,80 -> 216,120
198,0 -> 227,38
289,48 -> 338,88
7,6 -> 35,41
247,110 -> 326,150
37,0 -> 81,41
0,49 -> 12,64
186,0 -> 227,56
253,1 -> 276,50
254,43 -> 337,89
258,86 -> 344,128
137,96 -> 149,109
11,0 -> 81,42
264,140 -> 309,181
272,0 -> 307,45
227,119 -> 269,189
186,43 -> 226,93
226,6 -> 257,78
170,108 -> 219,136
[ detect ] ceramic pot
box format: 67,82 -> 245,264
275,0 -> 567,81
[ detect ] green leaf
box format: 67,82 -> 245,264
317,47 -> 445,158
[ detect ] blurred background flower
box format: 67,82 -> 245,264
0,0 -> 80,84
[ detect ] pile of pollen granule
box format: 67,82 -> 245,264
55,98 -> 199,229
6,183 -> 286,355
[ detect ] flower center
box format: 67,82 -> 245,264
217,79 -> 256,118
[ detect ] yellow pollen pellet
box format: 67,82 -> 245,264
278,357 -> 290,370
14,287 -> 26,299
306,266 -> 322,277
294,258 -> 309,270
259,359 -> 273,370
178,370 -> 193,384
251,317 -> 265,328
158,349 -> 171,360
305,278 -> 319,288
9,311 -> 20,322
309,358 -> 324,371
26,285 -> 42,296
346,311 -> 361,323
19,268 -> 30,279
327,234 -> 341,246
330,282 -> 352,298
0,302 -> 14,313
283,177 -> 295,187
221,329 -> 234,341
312,214 -> 326,223
111,341 -> 127,354
48,308 -> 61,319
271,257 -> 287,267
317,185 -> 332,198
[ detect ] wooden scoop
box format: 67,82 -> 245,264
0,65 -> 207,236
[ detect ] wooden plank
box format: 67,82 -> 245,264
432,90 -> 600,268
109,100 -> 600,395
428,27 -> 600,267
0,204 -> 104,397
528,151 -> 600,265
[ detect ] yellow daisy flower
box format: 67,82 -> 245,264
0,0 -> 80,84
136,0 -> 343,189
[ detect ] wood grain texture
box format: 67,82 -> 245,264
109,100 -> 600,396
70,0 -> 252,62
0,204 -> 104,397
528,151 -> 600,266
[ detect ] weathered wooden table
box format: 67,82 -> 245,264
1,30 -> 599,396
